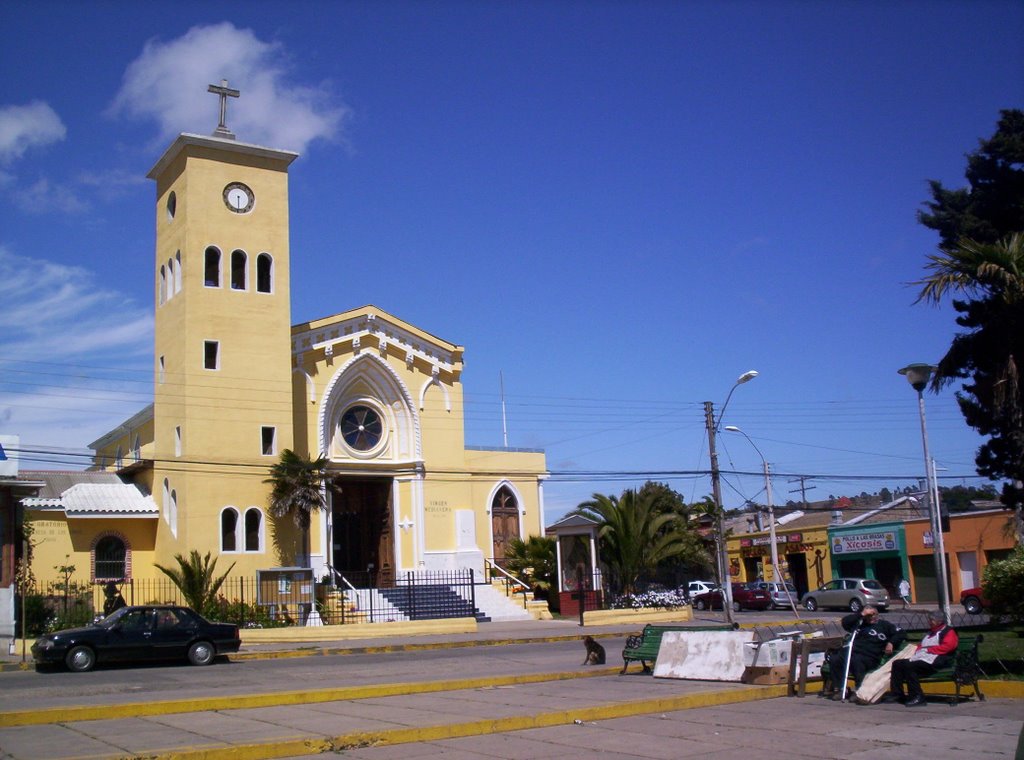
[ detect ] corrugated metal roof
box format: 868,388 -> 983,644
20,470 -> 123,499
20,471 -> 158,516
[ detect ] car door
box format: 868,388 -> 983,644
150,608 -> 198,660
105,608 -> 157,662
818,580 -> 843,607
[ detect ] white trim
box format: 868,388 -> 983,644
484,480 -> 525,559
243,506 -> 265,553
418,376 -> 451,412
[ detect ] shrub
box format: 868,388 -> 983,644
982,545 -> 1024,625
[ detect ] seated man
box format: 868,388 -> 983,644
827,606 -> 905,695
888,609 -> 958,707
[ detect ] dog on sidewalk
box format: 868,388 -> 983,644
581,635 -> 606,665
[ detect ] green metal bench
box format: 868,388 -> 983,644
620,623 -> 738,674
916,634 -> 985,703
821,634 -> 984,704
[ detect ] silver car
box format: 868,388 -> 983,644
754,581 -> 799,609
799,578 -> 889,612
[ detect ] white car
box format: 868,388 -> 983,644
686,580 -> 718,597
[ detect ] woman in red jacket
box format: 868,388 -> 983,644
888,609 -> 958,706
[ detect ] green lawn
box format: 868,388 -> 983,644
961,625 -> 1024,678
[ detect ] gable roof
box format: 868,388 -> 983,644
292,305 -> 464,378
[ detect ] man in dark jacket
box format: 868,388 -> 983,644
827,606 -> 905,695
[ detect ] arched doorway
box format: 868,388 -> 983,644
490,485 -> 520,568
331,478 -> 393,587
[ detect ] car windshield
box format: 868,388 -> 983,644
862,580 -> 884,590
96,606 -> 132,628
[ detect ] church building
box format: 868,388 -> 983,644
23,85 -> 549,597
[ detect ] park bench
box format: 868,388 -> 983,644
916,634 -> 985,703
820,634 -> 984,704
620,623 -> 738,674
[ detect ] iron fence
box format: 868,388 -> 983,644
16,569 -> 480,636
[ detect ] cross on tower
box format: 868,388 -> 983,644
207,79 -> 240,140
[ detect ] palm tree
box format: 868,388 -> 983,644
578,489 -> 700,597
915,232 -> 1024,305
914,233 -> 1024,539
155,550 -> 235,618
503,535 -> 556,596
264,449 -> 338,565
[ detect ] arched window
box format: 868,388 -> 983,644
221,507 -> 239,551
159,265 -> 166,304
174,251 -> 182,293
93,535 -> 128,580
162,478 -> 170,525
231,250 -> 247,290
256,253 -> 273,293
166,258 -> 175,301
244,508 -> 263,552
169,489 -> 178,536
131,435 -> 141,462
115,446 -> 124,470
205,247 -> 221,287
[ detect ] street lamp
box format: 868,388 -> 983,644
898,363 -> 951,623
705,370 -> 758,624
724,425 -> 799,617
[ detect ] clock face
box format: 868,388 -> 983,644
223,182 -> 254,213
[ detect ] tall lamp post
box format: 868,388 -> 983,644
898,363 -> 951,623
705,370 -> 758,624
724,425 -> 799,618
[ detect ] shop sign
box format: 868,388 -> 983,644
832,530 -> 899,554
740,532 -> 803,548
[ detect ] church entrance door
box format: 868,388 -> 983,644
490,486 -> 520,569
331,478 -> 393,587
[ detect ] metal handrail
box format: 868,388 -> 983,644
484,559 -> 531,591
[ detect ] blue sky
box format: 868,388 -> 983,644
1,1 -> 1022,521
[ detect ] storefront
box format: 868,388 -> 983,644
728,514 -> 833,598
903,509 -> 1016,604
827,523 -> 906,598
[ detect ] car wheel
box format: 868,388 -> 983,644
695,599 -> 707,611
849,598 -> 863,613
767,600 -> 778,610
963,596 -> 983,615
188,641 -> 215,666
804,598 -> 818,611
65,645 -> 96,673
732,601 -> 741,612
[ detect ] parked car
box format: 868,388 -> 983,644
685,580 -> 718,597
32,605 -> 241,672
960,587 -> 990,615
799,578 -> 889,612
692,582 -> 771,612
754,581 -> 800,609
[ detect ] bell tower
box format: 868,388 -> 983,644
145,83 -> 298,564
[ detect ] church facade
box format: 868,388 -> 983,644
25,107 -> 548,593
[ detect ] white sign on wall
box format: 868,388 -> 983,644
0,435 -> 19,477
832,530 -> 899,554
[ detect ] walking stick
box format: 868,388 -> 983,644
839,620 -> 863,701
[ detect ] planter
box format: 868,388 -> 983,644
581,606 -> 693,626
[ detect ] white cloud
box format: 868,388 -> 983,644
0,246 -> 153,460
0,246 -> 153,360
109,22 -> 348,154
0,101 -> 67,163
10,177 -> 87,214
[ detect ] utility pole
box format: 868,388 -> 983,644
704,401 -> 734,624
787,476 -> 816,509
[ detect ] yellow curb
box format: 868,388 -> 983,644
232,632 -> 626,661
137,685 -> 790,760
922,679 -> 1024,699
0,666 -> 622,727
